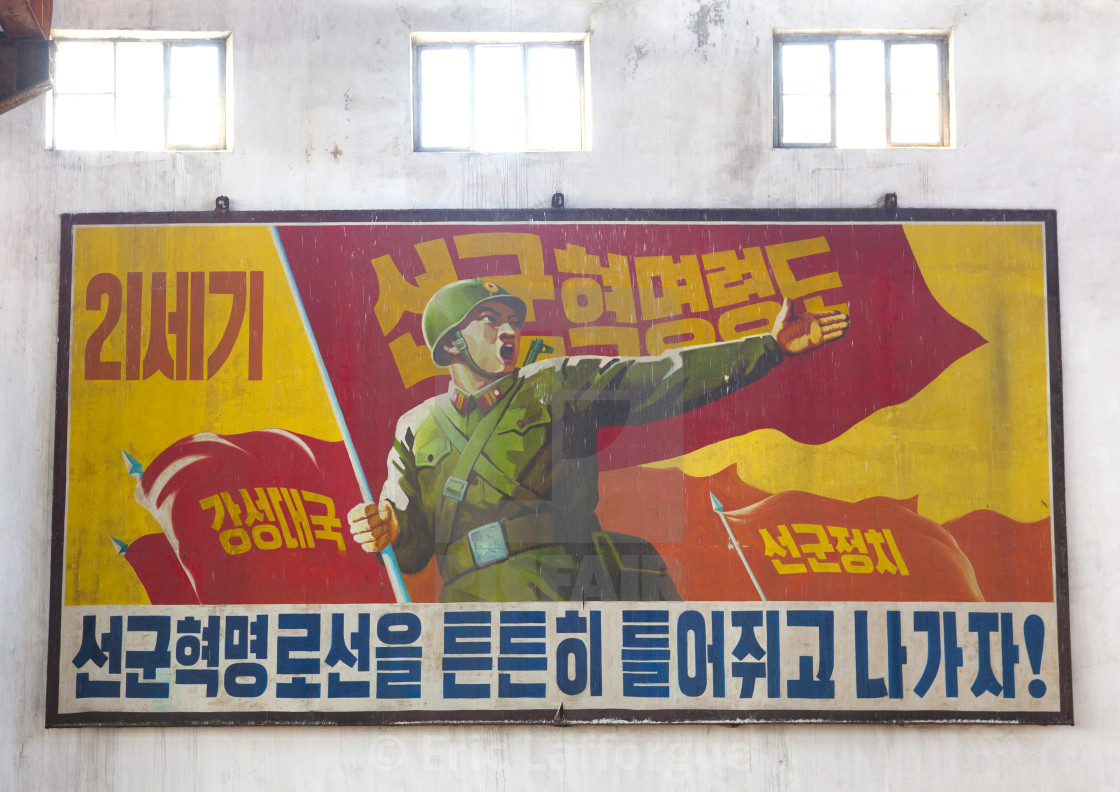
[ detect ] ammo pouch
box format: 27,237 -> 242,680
591,531 -> 681,602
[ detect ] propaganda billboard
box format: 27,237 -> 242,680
47,209 -> 1070,725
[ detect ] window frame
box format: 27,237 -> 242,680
411,32 -> 590,153
47,31 -> 231,152
773,31 -> 951,149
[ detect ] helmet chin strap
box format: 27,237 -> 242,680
449,329 -> 491,380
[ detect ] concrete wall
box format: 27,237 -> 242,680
3,0 -> 1118,788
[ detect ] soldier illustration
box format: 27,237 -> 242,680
348,278 -> 849,602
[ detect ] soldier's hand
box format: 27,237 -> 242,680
771,297 -> 850,355
347,500 -> 400,553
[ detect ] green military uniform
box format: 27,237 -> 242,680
380,334 -> 785,603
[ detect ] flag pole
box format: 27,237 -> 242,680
270,226 -> 410,604
710,491 -> 766,602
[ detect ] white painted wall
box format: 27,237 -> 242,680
3,0 -> 1118,788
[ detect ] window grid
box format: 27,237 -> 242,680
49,36 -> 228,152
413,39 -> 587,153
774,33 -> 950,149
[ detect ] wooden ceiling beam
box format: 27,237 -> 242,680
0,0 -> 53,39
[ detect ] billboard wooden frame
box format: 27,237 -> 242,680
47,207 -> 1071,727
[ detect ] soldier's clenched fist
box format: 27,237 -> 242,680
347,500 -> 400,553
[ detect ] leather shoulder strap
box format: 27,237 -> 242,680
433,377 -> 527,543
431,401 -> 468,452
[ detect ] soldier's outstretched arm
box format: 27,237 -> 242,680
348,500 -> 400,553
550,297 -> 847,427
770,297 -> 850,355
554,327 -> 782,427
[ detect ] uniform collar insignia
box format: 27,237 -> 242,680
448,373 -> 516,415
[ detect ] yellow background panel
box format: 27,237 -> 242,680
65,225 -> 341,605
663,223 -> 1052,525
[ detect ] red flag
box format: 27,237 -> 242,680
595,465 -> 1043,603
277,222 -> 984,476
134,429 -> 394,604
943,510 -> 1053,602
121,532 -> 200,605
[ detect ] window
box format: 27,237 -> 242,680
413,33 -> 588,152
48,33 -> 229,151
775,33 -> 949,148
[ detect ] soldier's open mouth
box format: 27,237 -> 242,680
500,342 -> 515,363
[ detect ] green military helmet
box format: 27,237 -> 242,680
422,279 -> 527,366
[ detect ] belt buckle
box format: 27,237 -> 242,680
467,522 -> 509,568
443,476 -> 468,502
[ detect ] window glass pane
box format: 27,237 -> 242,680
474,45 -> 525,152
53,94 -> 114,149
782,95 -> 831,144
168,96 -> 221,147
891,94 -> 941,144
836,90 -> 886,147
836,39 -> 884,94
116,43 -> 164,150
776,34 -> 946,149
526,46 -> 581,150
835,39 -> 885,147
891,43 -> 940,94
54,41 -> 115,94
116,43 -> 163,98
418,47 -> 471,149
168,45 -> 222,146
51,35 -> 227,151
781,44 -> 830,94
170,44 -> 221,99
416,38 -> 586,152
